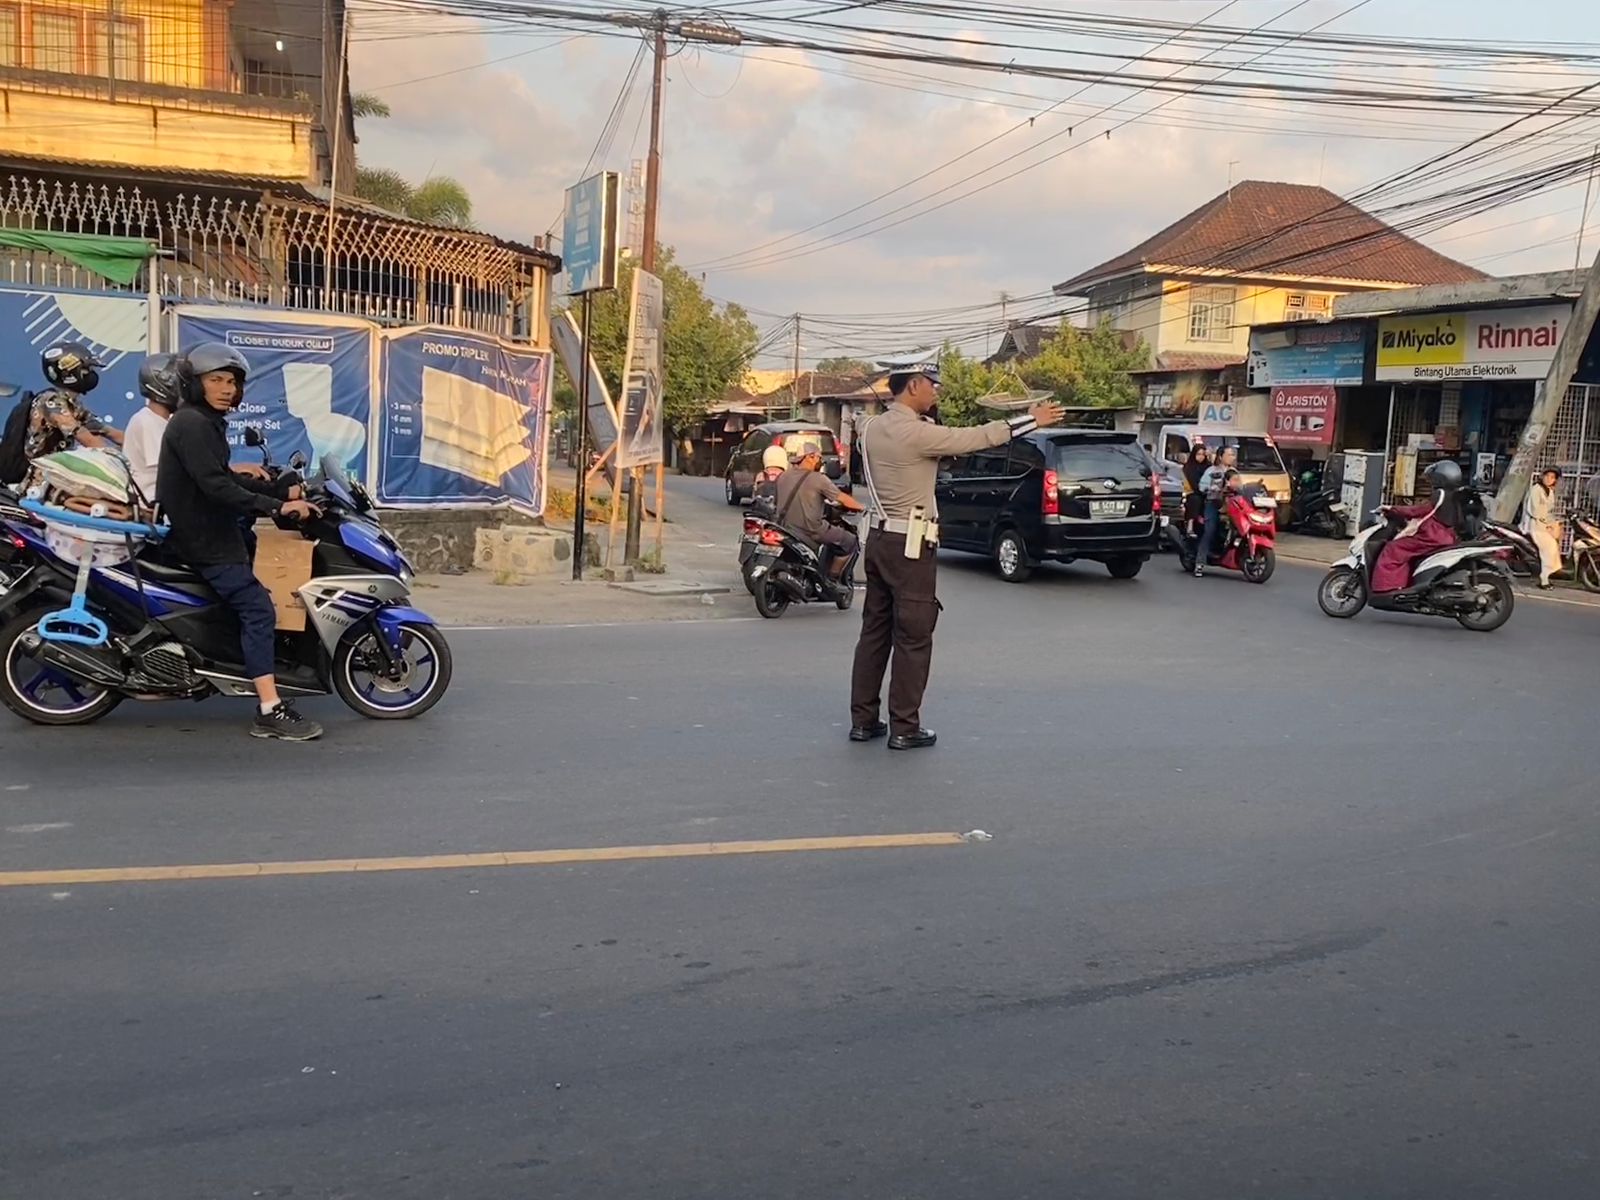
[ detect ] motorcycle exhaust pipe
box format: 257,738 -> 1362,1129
17,631 -> 126,688
771,570 -> 808,601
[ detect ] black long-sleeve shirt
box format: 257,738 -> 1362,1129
157,404 -> 283,566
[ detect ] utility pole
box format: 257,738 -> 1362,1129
791,313 -> 802,419
624,8 -> 741,562
1492,242 -> 1600,522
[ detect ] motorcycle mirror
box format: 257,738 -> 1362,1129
288,450 -> 308,471
243,427 -> 265,448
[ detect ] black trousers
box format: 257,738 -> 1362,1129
198,563 -> 277,680
849,530 -> 940,736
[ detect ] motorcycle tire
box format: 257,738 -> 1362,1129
1317,566 -> 1367,619
0,605 -> 123,726
1578,552 -> 1600,593
1240,546 -> 1276,584
754,579 -> 791,619
1455,574 -> 1514,633
331,621 -> 454,719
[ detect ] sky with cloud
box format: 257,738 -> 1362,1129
350,0 -> 1600,364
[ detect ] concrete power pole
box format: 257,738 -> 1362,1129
1492,243 -> 1600,522
791,313 -> 802,419
624,15 -> 670,563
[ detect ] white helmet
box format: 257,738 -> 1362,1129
762,444 -> 789,472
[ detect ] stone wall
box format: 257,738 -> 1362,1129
377,507 -> 522,573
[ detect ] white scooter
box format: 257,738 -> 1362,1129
1316,494 -> 1516,633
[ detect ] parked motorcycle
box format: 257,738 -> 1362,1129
738,504 -> 860,618
1289,471 -> 1349,539
1568,507 -> 1600,592
0,435 -> 452,725
1165,484 -> 1278,583
1316,492 -> 1514,632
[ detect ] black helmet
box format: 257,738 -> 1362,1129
138,353 -> 182,411
1424,459 -> 1464,492
179,342 -> 250,407
42,341 -> 104,393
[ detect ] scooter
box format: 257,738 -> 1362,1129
0,432 -> 452,725
1569,508 -> 1600,592
1316,491 -> 1515,632
739,504 -> 860,618
1166,484 -> 1278,583
1289,472 -> 1349,539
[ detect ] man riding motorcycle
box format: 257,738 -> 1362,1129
157,342 -> 322,741
772,438 -> 865,582
1371,460 -> 1470,593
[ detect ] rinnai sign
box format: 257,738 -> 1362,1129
1270,384 -> 1336,446
1375,304 -> 1570,381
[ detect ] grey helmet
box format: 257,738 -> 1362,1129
1424,459 -> 1464,492
179,342 -> 250,407
138,353 -> 183,411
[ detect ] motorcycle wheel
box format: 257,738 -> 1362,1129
332,622 -> 453,719
1455,574 -> 1514,633
1240,546 -> 1276,584
1317,566 -> 1367,618
1578,553 -> 1600,593
754,579 -> 791,619
0,606 -> 123,726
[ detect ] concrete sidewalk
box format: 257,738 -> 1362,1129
1275,531 -> 1600,610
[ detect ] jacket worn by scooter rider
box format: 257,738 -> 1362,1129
157,404 -> 289,566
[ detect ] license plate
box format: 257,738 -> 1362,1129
1090,499 -> 1130,518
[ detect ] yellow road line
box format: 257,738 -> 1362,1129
0,832 -> 970,888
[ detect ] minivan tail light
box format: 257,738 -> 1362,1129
1151,478 -> 1161,515
1042,469 -> 1059,517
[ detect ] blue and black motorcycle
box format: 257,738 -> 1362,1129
0,433 -> 451,726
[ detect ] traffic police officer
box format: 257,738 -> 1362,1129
849,359 -> 1062,750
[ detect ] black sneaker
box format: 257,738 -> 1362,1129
252,702 -> 323,741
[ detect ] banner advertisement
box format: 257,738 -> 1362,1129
377,327 -> 550,512
616,269 -> 664,468
0,287 -> 149,429
1271,384 -> 1338,446
173,308 -> 373,475
1375,304 -> 1569,382
1248,322 -> 1366,387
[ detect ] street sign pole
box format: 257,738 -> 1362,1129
573,292 -> 593,581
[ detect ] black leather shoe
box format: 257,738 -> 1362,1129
887,729 -> 937,751
849,722 -> 888,742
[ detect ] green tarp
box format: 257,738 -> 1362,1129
0,230 -> 157,286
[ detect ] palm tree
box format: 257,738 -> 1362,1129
348,93 -> 474,227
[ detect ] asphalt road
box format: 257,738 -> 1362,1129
2,482 -> 1597,1199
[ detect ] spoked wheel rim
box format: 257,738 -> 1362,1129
4,633 -> 111,718
997,537 -> 1021,577
340,627 -> 445,713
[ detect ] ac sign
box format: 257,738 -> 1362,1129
1199,400 -> 1235,425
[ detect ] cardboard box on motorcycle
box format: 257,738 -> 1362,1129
252,524 -> 314,632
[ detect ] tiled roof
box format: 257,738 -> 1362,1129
1054,181 -> 1487,294
1130,351 -> 1246,374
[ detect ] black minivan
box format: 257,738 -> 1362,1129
934,430 -> 1162,582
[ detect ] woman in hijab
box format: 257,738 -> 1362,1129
1181,443 -> 1210,523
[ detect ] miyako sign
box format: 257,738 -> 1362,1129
1375,304 -> 1570,382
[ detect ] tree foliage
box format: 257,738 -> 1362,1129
935,319 -> 1150,425
351,92 -> 392,119
815,356 -> 875,375
569,246 -> 759,438
350,100 -> 474,228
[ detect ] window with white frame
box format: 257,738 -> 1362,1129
1187,286 -> 1236,343
1283,291 -> 1332,321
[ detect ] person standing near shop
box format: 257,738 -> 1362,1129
848,362 -> 1062,750
1523,466 -> 1565,589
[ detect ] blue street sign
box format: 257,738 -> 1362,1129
562,172 -> 619,296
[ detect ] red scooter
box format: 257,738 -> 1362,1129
1166,483 -> 1278,583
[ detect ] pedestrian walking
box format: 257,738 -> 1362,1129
1523,466 -> 1564,589
848,361 -> 1062,750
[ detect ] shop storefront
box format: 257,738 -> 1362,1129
1372,303 -> 1569,501
1246,320 -> 1373,473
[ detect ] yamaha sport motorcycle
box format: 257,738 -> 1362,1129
0,438 -> 451,725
